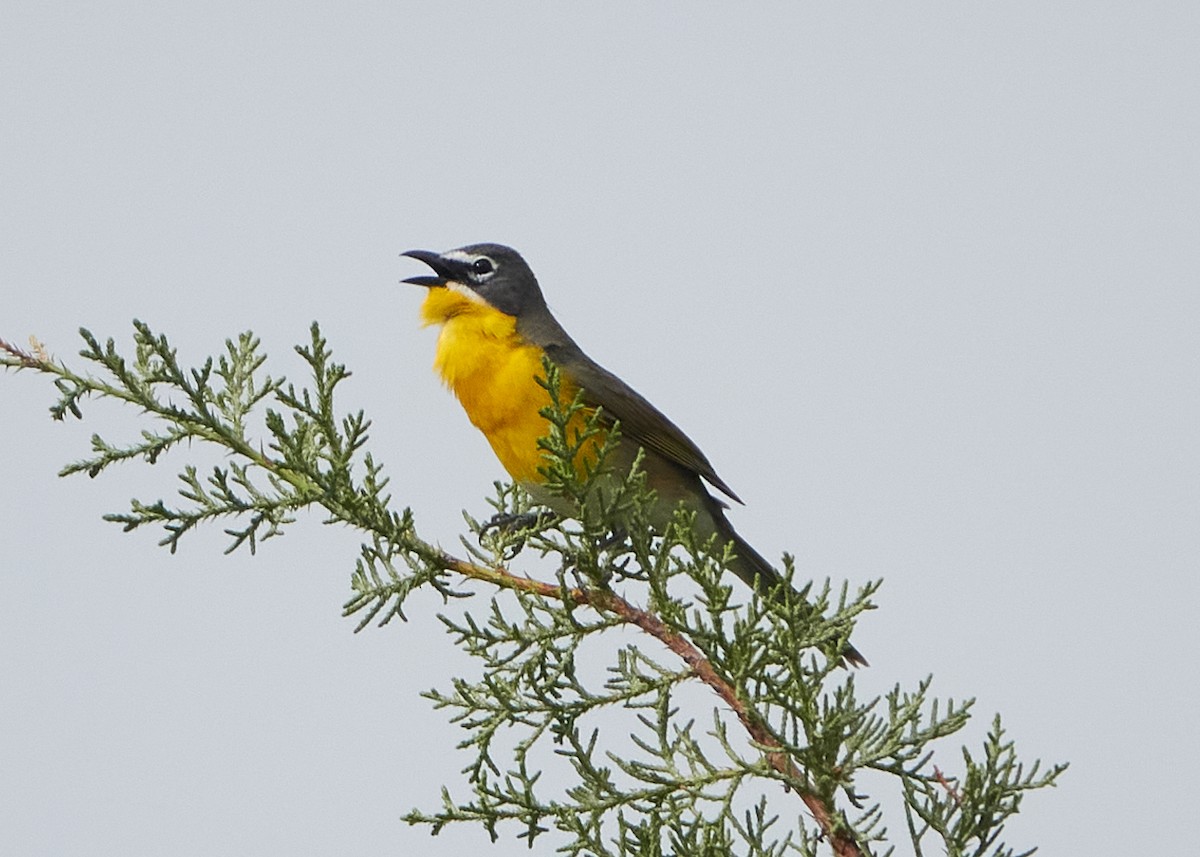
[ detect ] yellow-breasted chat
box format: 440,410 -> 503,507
402,243 -> 865,666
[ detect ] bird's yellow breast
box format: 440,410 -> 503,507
421,286 -> 596,485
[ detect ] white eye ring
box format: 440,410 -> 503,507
471,257 -> 495,276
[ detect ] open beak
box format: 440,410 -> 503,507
401,249 -> 454,287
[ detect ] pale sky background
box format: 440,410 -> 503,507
2,3 -> 1197,855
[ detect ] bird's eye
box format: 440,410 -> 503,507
472,258 -> 494,276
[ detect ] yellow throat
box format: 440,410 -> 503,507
420,285 -> 599,486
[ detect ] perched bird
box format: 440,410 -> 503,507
403,243 -> 864,666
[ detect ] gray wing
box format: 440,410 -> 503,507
544,342 -> 743,505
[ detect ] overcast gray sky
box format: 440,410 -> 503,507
2,3 -> 1196,855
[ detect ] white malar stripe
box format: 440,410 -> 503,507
447,280 -> 488,305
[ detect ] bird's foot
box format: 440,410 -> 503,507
596,527 -> 628,551
479,510 -> 554,560
480,510 -> 553,536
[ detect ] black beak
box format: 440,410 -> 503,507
401,249 -> 454,287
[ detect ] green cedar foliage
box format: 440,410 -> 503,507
1,323 -> 1065,857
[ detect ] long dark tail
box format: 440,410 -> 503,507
722,523 -> 868,668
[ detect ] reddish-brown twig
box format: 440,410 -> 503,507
440,551 -> 864,857
933,766 -> 964,807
